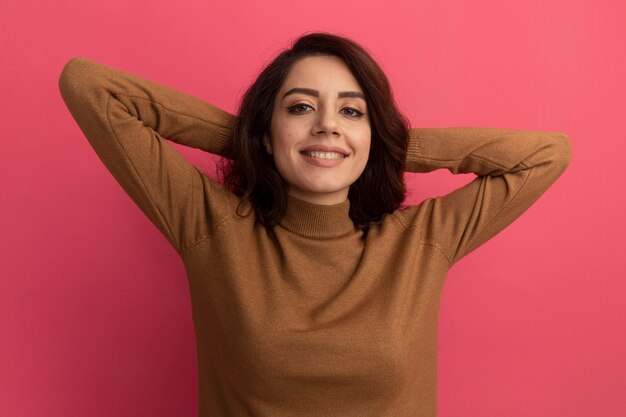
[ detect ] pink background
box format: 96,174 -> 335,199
2,0 -> 625,416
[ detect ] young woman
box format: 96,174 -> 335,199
58,32 -> 571,417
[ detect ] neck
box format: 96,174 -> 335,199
278,193 -> 357,239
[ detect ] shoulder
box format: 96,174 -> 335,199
389,200 -> 451,260
357,203 -> 452,266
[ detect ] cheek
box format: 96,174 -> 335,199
272,139 -> 297,172
269,132 -> 298,177
358,135 -> 372,160
270,122 -> 298,151
355,136 -> 372,173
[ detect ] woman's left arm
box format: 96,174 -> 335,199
404,127 -> 572,267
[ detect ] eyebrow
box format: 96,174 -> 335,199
282,87 -> 365,101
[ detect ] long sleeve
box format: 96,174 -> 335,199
403,127 -> 572,267
58,56 -> 238,255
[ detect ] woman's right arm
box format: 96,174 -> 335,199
58,56 -> 238,255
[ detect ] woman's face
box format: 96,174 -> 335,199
265,55 -> 371,205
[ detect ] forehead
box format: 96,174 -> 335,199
280,55 -> 363,93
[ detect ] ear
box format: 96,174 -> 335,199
263,132 -> 273,155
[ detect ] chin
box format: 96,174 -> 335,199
289,181 -> 349,198
303,182 -> 348,193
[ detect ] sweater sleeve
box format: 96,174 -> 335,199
58,56 -> 238,255
402,127 -> 572,267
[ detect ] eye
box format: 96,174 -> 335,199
342,107 -> 365,118
287,103 -> 314,113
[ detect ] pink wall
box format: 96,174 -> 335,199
2,0 -> 625,416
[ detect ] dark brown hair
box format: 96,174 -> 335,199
219,31 -> 410,238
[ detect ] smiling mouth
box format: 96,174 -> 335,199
299,151 -> 348,159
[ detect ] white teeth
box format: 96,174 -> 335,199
301,151 -> 346,159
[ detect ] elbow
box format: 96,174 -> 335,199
58,57 -> 99,112
58,57 -> 80,100
58,57 -> 91,98
549,132 -> 573,174
557,132 -> 572,166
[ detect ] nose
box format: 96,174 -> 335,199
312,105 -> 340,136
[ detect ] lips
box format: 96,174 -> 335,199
299,145 -> 350,157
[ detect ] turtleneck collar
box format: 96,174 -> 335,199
278,194 -> 357,239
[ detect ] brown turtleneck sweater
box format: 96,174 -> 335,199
58,57 -> 572,417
